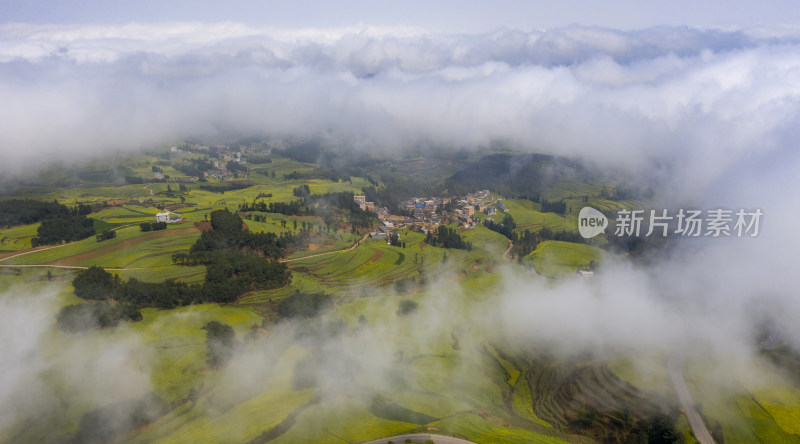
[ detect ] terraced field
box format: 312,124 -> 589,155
499,200 -> 571,232
0,222 -> 40,250
287,238 -> 420,289
526,241 -> 603,278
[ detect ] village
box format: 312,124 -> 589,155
141,145 -> 511,247
354,189 -> 504,240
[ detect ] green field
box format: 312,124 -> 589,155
2,148 -> 797,444
525,240 -> 603,278
0,222 -> 40,250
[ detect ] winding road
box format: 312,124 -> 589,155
669,356 -> 715,444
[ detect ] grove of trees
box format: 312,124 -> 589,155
425,226 -> 472,251
70,209 -> 292,313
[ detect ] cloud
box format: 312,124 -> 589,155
0,286 -> 152,440
0,23 -> 799,197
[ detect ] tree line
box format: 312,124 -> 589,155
140,221 -> 167,232
0,198 -> 97,246
0,199 -> 90,226
96,230 -> 117,242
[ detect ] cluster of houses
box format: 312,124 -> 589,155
356,190 -> 502,240
164,144 -> 267,182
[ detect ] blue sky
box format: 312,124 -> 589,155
2,0 -> 800,30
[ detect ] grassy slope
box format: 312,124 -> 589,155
526,240 -> 603,278
0,222 -> 40,250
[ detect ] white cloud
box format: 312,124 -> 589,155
1,24 -> 799,198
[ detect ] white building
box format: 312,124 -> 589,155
156,212 -> 171,223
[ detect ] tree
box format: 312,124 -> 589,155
277,291 -> 332,319
646,413 -> 682,444
55,302 -> 140,333
203,321 -> 236,368
72,266 -> 120,300
397,299 -> 418,316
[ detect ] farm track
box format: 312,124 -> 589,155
361,433 -> 477,444
0,264 -> 144,271
0,222 -> 142,263
502,239 -> 512,260
0,243 -> 71,262
281,233 -> 369,263
47,227 -> 199,266
1,231 -> 366,274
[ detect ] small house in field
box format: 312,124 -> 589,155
156,212 -> 170,223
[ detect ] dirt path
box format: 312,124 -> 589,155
0,264 -> 144,271
45,226 -> 199,266
281,233 -> 369,263
669,356 -> 715,444
502,239 -> 513,260
361,433 -> 477,444
0,244 -> 72,262
0,222 -> 144,263
3,229 -> 363,269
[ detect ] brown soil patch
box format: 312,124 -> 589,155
105,200 -> 128,206
369,249 -> 384,262
194,221 -> 212,231
306,242 -> 334,252
164,203 -> 194,211
49,226 -> 199,266
193,221 -> 245,231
